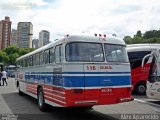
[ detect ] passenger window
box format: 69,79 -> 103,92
36,53 -> 40,65
29,56 -> 33,66
33,55 -> 36,66
128,51 -> 151,69
50,47 -> 55,63
40,52 -> 44,65
45,50 -> 50,64
55,45 -> 63,63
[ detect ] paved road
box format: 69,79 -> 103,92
0,78 -> 160,120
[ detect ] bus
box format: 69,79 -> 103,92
6,65 -> 16,77
15,33 -> 133,111
127,44 -> 160,95
142,49 -> 160,100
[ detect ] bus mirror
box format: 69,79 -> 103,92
141,54 -> 152,68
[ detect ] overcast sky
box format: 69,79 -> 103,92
0,0 -> 160,41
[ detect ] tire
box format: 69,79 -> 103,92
18,85 -> 24,96
38,87 -> 47,112
135,82 -> 146,95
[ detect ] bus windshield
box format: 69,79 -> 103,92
104,44 -> 129,63
66,42 -> 104,62
6,65 -> 16,77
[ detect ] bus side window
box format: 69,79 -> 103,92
21,60 -> 23,68
45,50 -> 50,64
40,52 -> 44,65
33,54 -> 36,66
128,51 -> 151,69
50,47 -> 55,63
25,58 -> 28,67
29,56 -> 33,66
55,45 -> 62,63
36,53 -> 40,65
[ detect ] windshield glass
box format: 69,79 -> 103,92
104,44 -> 129,63
66,42 -> 104,62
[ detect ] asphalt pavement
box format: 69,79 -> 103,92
0,78 -> 160,120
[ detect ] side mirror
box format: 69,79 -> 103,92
141,54 -> 153,68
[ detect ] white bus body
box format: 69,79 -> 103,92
15,33 -> 133,111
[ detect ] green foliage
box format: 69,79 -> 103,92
136,30 -> 142,37
123,36 -> 132,44
0,46 -> 35,65
124,29 -> 160,44
19,48 -> 30,56
0,51 -> 9,64
143,30 -> 160,39
3,46 -> 20,55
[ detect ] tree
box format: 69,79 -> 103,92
136,30 -> 142,37
123,36 -> 132,44
1,46 -> 35,65
8,53 -> 19,65
3,46 -> 20,55
132,36 -> 142,44
0,51 -> 9,64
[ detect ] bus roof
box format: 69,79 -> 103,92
17,34 -> 125,61
127,43 -> 160,52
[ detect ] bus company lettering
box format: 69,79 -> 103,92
86,66 -> 96,70
100,66 -> 112,70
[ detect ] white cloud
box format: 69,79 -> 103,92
0,0 -> 160,40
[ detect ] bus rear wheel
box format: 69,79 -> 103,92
38,87 -> 47,112
135,82 -> 146,95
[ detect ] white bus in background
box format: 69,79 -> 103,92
142,49 -> 160,100
6,65 -> 16,77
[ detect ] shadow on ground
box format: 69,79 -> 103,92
1,92 -> 119,120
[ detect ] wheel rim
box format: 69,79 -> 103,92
38,90 -> 43,107
138,85 -> 145,93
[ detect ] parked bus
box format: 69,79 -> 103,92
6,65 -> 16,77
127,44 -> 160,95
15,33 -> 133,111
142,49 -> 160,100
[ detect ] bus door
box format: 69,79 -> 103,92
53,44 -> 63,90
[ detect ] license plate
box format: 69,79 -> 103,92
101,88 -> 113,93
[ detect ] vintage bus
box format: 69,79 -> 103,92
15,33 -> 133,111
142,49 -> 160,100
127,44 -> 160,95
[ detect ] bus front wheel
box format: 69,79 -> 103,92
135,82 -> 146,95
38,87 -> 47,112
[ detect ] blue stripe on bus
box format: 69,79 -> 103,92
25,74 -> 131,87
63,76 -> 131,87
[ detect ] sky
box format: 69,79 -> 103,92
0,0 -> 160,41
